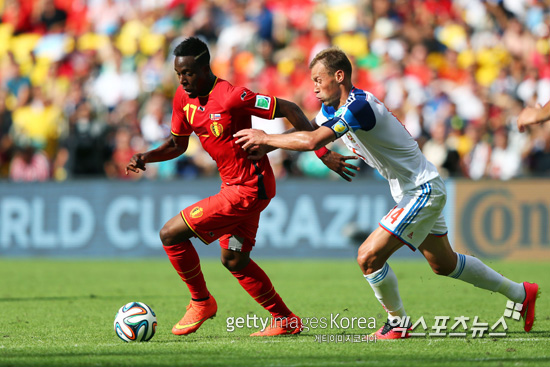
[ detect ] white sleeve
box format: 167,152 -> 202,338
314,109 -> 329,126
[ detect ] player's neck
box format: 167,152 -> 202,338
198,73 -> 217,96
336,84 -> 352,109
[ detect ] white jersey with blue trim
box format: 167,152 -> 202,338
314,87 -> 440,199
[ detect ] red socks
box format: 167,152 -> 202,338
165,243 -> 291,317
163,241 -> 209,300
231,260 -> 292,318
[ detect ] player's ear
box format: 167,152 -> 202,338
335,70 -> 345,83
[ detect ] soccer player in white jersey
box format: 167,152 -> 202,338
235,47 -> 539,339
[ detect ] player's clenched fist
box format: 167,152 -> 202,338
126,153 -> 147,175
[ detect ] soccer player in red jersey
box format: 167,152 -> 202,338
126,37 -> 314,336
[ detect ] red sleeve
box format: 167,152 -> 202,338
171,86 -> 193,137
225,86 -> 277,120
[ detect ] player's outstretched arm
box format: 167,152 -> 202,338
125,135 -> 188,175
518,100 -> 550,132
235,126 -> 335,152
235,127 -> 359,180
246,107 -> 319,161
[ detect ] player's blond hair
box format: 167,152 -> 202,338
309,47 -> 352,79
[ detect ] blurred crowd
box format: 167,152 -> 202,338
1,0 -> 550,182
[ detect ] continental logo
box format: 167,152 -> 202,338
190,206 -> 204,218
210,122 -> 223,137
454,182 -> 550,260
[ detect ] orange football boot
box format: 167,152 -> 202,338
172,295 -> 217,335
520,282 -> 540,332
370,319 -> 410,340
250,313 -> 302,336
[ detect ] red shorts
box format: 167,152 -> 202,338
180,185 -> 270,252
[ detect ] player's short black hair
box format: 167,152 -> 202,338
173,37 -> 210,66
309,47 -> 352,79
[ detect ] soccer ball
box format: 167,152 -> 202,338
114,302 -> 157,342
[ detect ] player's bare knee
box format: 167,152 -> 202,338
429,251 -> 457,276
221,258 -> 238,271
221,246 -> 249,271
159,225 -> 176,247
430,262 -> 454,276
220,254 -> 232,269
221,254 -> 246,271
356,251 -> 367,269
357,247 -> 378,274
430,265 -> 447,276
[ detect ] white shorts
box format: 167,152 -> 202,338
379,177 -> 448,251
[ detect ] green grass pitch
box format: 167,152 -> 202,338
0,258 -> 548,367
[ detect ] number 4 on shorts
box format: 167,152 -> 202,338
385,207 -> 404,224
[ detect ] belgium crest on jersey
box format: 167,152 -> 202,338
190,206 -> 204,218
210,121 -> 223,137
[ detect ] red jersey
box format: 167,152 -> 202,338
171,78 -> 277,199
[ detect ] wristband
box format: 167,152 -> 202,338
315,147 -> 329,158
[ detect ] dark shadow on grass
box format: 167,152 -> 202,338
2,351 -> 550,366
0,295 -> 165,302
152,333 -> 306,344
0,296 -> 97,302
